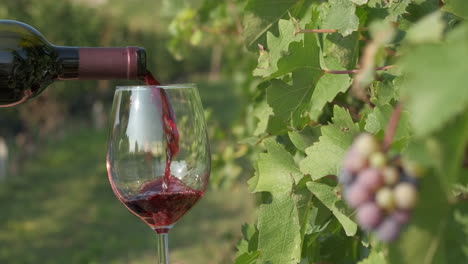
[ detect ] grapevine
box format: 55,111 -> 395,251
165,0 -> 468,263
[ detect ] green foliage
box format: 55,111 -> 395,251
249,139 -> 303,264
300,106 -> 360,180
322,0 -> 360,36
243,0 -> 301,49
215,0 -> 468,263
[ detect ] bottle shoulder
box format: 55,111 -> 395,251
0,20 -> 49,48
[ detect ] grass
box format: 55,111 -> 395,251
0,129 -> 254,264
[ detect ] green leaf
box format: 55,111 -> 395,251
323,0 -> 359,36
300,106 -> 360,180
306,181 -> 358,236
430,111 -> 468,191
254,139 -> 303,192
349,0 -> 369,5
288,126 -> 321,152
234,251 -> 261,264
266,68 -> 322,132
357,250 -> 388,264
253,19 -> 304,78
293,177 -> 314,247
442,0 -> 468,20
253,100 -> 274,136
406,11 -> 445,44
253,139 -> 303,264
444,202 -> 468,263
309,61 -> 352,121
400,25 -> 468,136
270,21 -> 321,78
236,223 -> 259,254
323,31 -> 360,69
370,79 -> 399,106
243,0 -> 301,49
368,0 -> 412,22
364,104 -> 410,143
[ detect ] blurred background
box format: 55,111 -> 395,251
0,0 -> 258,263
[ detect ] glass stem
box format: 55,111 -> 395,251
157,232 -> 169,264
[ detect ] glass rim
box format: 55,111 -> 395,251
116,83 -> 197,91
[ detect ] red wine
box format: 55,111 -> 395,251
0,20 -> 148,107
121,177 -> 203,233
143,72 -> 180,190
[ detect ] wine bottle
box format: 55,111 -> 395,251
0,20 -> 148,107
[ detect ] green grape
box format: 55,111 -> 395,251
369,152 -> 387,168
376,187 -> 395,211
383,166 -> 399,185
353,133 -> 380,158
394,183 -> 418,210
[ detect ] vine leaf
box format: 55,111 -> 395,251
267,69 -> 322,132
323,0 -> 359,36
322,31 -> 360,69
368,0 -> 412,22
300,106 -> 360,180
406,11 -> 445,44
442,0 -> 468,20
253,18 -> 307,78
349,0 -> 369,5
357,250 -> 388,264
251,139 -> 303,264
307,181 -> 358,236
309,60 -> 352,121
364,104 -> 410,143
243,0 -> 301,49
233,251 -> 260,264
399,24 -> 468,136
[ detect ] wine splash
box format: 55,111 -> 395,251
143,72 -> 180,190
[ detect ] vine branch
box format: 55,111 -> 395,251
382,103 -> 402,152
324,65 -> 394,74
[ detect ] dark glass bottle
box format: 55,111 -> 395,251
0,20 -> 147,107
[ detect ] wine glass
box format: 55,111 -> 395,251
106,84 -> 210,264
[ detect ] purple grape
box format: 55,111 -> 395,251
356,168 -> 384,191
345,183 -> 372,208
343,149 -> 367,173
356,202 -> 383,230
339,168 -> 355,186
392,210 -> 412,224
376,218 -> 402,242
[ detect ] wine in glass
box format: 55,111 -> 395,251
106,83 -> 210,263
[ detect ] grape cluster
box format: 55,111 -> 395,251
340,133 -> 422,242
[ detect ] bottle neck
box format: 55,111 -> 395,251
55,46 -> 147,80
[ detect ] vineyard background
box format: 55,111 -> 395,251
0,0 -> 467,263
